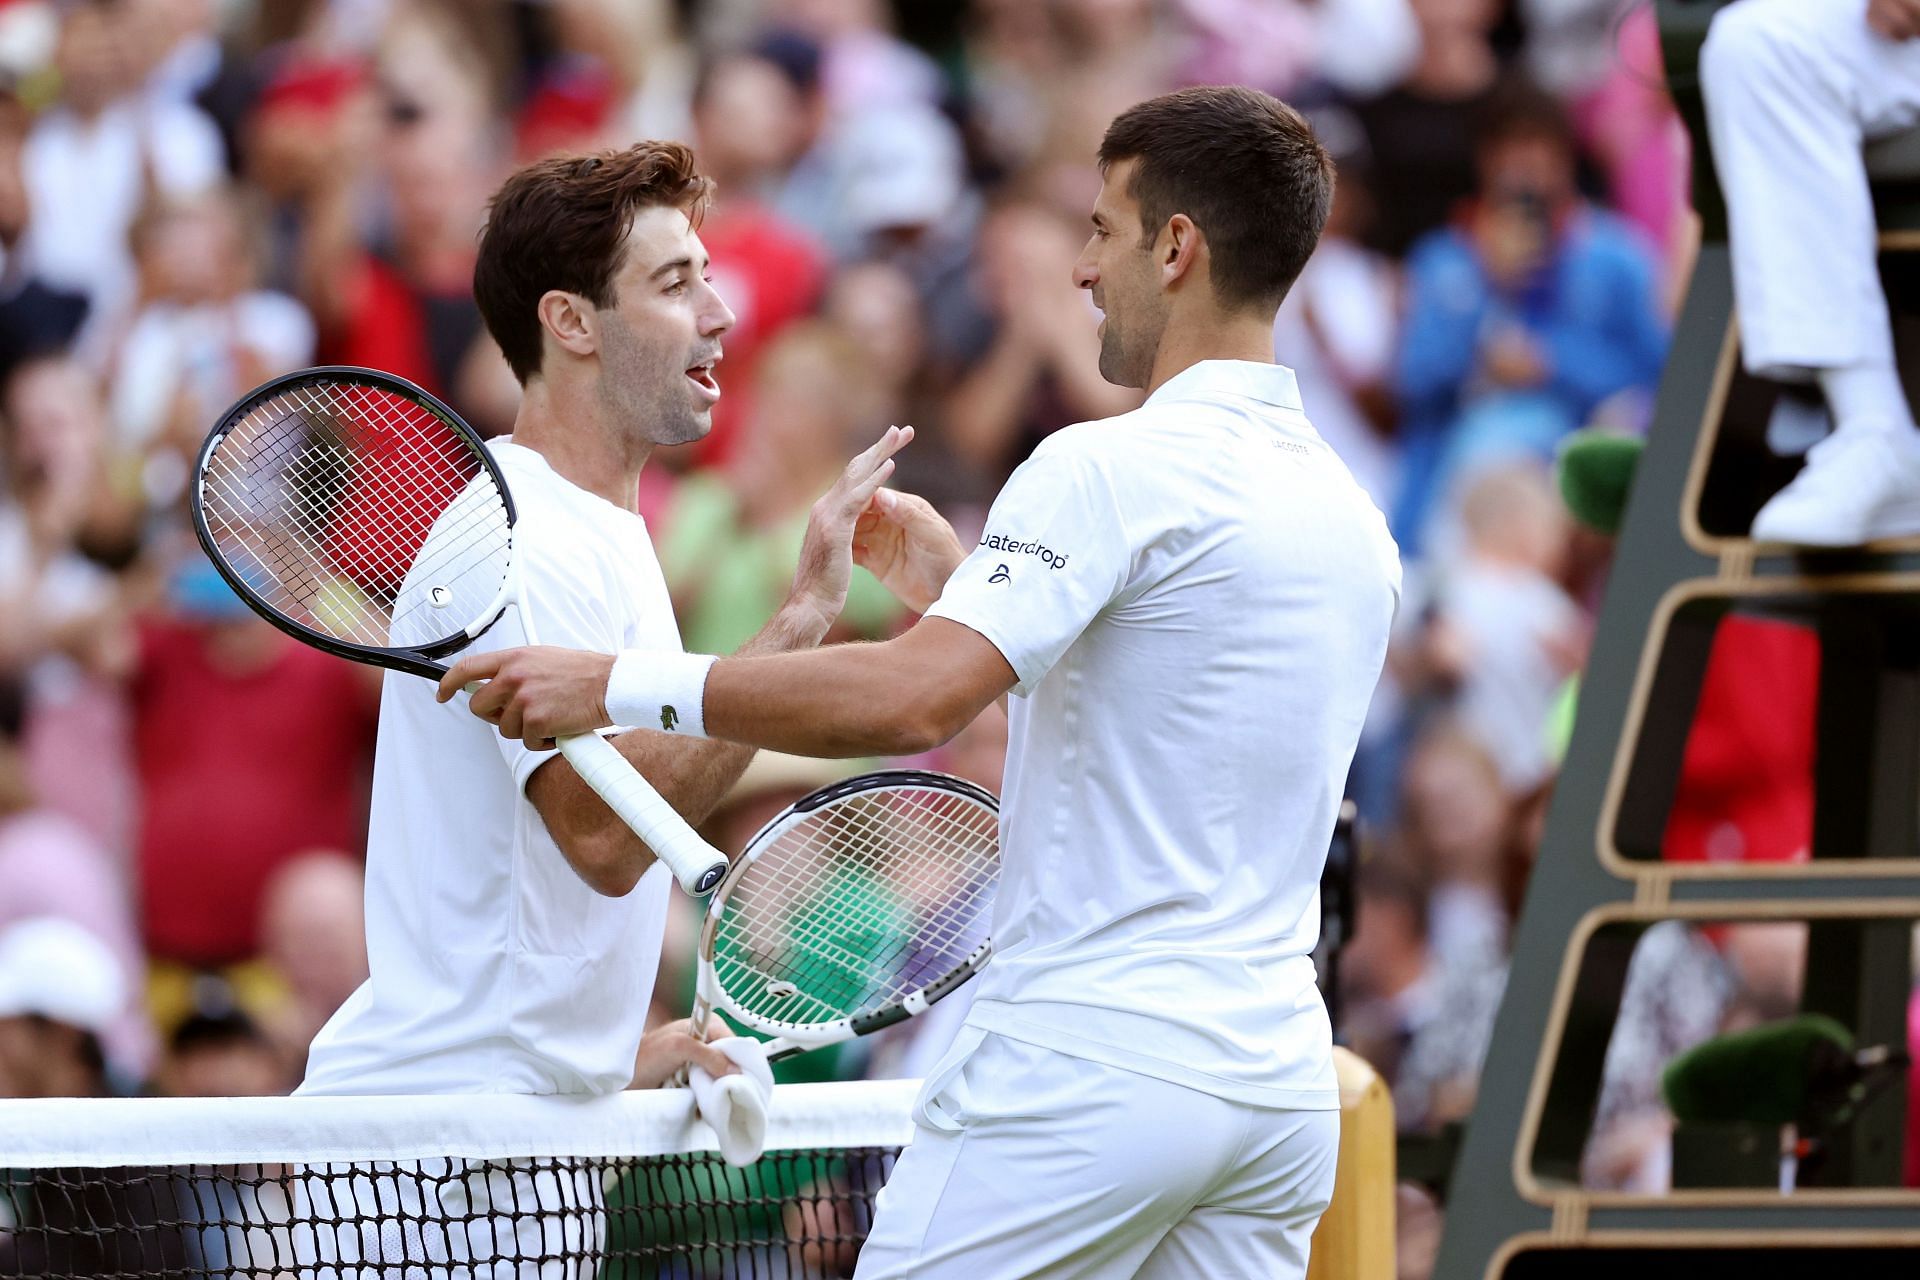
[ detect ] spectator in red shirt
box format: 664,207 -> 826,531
131,560 -> 376,967
290,4 -> 517,433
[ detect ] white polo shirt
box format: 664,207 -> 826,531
300,442 -> 678,1097
925,359 -> 1400,1108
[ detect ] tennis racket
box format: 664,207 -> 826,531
190,365 -> 730,895
693,769 -> 999,1061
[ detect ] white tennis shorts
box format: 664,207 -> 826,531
854,1028 -> 1340,1280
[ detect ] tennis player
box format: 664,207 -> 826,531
289,143 -> 903,1275
445,88 -> 1400,1279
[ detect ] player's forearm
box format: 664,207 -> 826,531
601,619 -> 1014,761
607,600 -> 836,819
534,602 -> 831,895
739,595 -> 833,657
702,640 -> 960,758
530,729 -> 743,895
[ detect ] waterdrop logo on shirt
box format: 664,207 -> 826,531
989,563 -> 1012,584
980,534 -> 1070,570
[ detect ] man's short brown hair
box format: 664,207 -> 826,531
474,144 -> 713,384
1097,86 -> 1333,312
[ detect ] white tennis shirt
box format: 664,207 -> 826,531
924,360 -> 1400,1108
300,442 -> 677,1096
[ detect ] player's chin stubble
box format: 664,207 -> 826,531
1096,316 -> 1122,384
1096,316 -> 1144,389
602,328 -> 709,446
655,371 -> 711,444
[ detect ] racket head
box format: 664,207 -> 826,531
191,366 -> 515,679
697,769 -> 1000,1056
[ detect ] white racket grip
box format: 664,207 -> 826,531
556,732 -> 729,894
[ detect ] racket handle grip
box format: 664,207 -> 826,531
556,732 -> 729,895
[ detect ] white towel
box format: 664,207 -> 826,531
689,1037 -> 776,1166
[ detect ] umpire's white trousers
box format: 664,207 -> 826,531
854,1029 -> 1339,1280
1701,0 -> 1920,376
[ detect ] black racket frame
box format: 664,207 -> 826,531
190,366 -> 517,681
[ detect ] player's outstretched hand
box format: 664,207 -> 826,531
437,645 -> 615,748
631,1017 -> 736,1089
788,425 -> 915,631
853,488 -> 967,615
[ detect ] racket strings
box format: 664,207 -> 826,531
201,380 -> 511,649
208,406 -> 470,614
732,798 -> 993,967
713,786 -> 998,1028
204,388 -> 467,601
770,800 -> 996,975
203,402 -> 353,588
285,384 -> 507,615
207,384 -> 499,596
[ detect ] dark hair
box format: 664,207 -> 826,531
474,144 -> 713,384
1475,79 -> 1578,158
168,975 -> 270,1055
0,672 -> 25,743
690,32 -> 821,118
1097,85 -> 1334,312
169,1008 -> 270,1055
692,30 -> 822,106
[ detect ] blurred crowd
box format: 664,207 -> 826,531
0,0 -> 1697,1271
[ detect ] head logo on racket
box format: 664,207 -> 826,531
428,585 -> 453,609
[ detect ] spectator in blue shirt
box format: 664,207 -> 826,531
1393,85 -> 1669,556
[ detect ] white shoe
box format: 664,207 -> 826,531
1749,423 -> 1920,547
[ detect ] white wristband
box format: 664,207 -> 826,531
606,650 -> 717,738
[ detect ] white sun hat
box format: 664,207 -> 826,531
0,917 -> 126,1036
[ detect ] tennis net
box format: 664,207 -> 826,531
0,1079 -> 916,1279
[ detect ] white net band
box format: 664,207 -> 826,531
0,1081 -> 918,1168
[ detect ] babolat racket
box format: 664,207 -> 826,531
191,365 -> 730,895
693,769 -> 999,1060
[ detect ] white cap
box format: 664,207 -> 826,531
0,917 -> 126,1036
841,106 -> 966,234
0,3 -> 56,82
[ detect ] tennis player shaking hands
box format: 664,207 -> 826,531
448,88 -> 1402,1280
301,144 -> 906,1105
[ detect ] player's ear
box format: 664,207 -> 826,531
537,290 -> 599,359
1159,213 -> 1201,289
